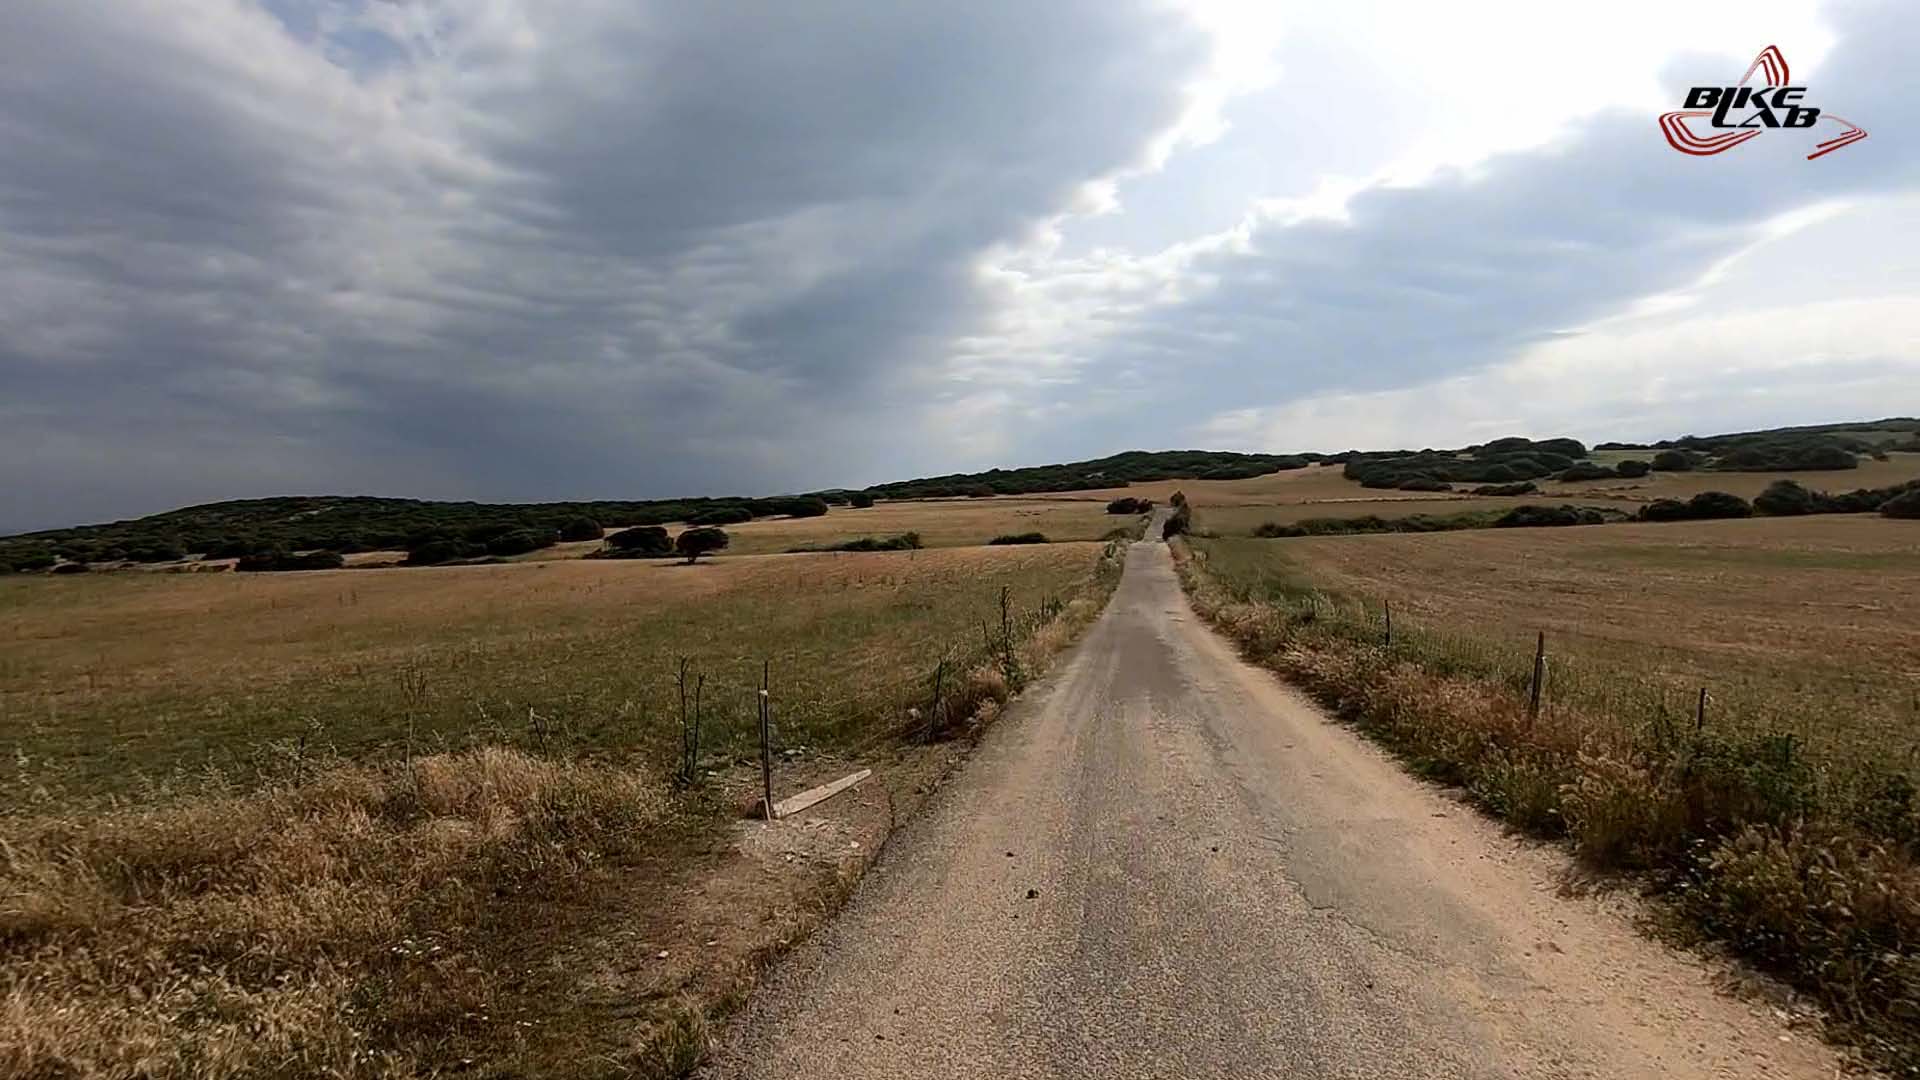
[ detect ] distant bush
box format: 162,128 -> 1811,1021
126,542 -> 187,564
1639,499 -> 1691,522
1558,462 -> 1617,482
1641,492 -> 1751,521
1106,497 -> 1149,514
747,497 -> 830,518
402,540 -> 468,566
1712,440 -> 1859,472
51,562 -> 90,575
1754,480 -> 1815,517
1470,482 -> 1537,496
559,517 -> 604,542
484,529 -> 555,557
1883,489 -> 1920,519
848,492 -> 876,509
688,506 -> 753,526
1615,459 -> 1651,478
1495,505 -> 1607,528
675,527 -> 730,562
237,550 -> 345,572
964,485 -> 996,499
987,532 -> 1049,545
1396,478 -> 1452,492
791,533 -> 923,553
1651,450 -> 1695,472
604,526 -> 673,556
1687,491 -> 1753,519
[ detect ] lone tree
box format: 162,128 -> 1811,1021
848,492 -> 876,508
675,527 -> 730,563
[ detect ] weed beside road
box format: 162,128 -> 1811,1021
1177,525 -> 1920,1074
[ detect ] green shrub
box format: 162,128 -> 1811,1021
1396,477 -> 1452,492
237,550 -> 346,572
1558,462 -> 1617,482
848,492 -> 876,509
51,562 -> 90,575
1754,480 -> 1815,516
604,526 -> 673,556
988,532 -> 1049,545
402,540 -> 470,566
689,506 -> 753,526
559,517 -> 604,542
1651,449 -> 1695,472
1615,459 -> 1651,478
485,529 -> 555,557
1686,491 -> 1753,519
1470,481 -> 1537,496
791,533 -> 923,553
1883,489 -> 1920,519
1106,497 -> 1149,514
1495,505 -> 1598,528
675,527 -> 730,563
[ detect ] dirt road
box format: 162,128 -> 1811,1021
704,537 -> 1846,1079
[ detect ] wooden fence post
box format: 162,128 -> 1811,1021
1383,599 -> 1393,648
1695,686 -> 1708,733
759,660 -> 775,822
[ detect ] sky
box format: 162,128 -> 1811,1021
2,0 -> 1916,532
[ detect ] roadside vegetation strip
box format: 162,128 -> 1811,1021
1174,535 -> 1919,1075
0,542 -> 1124,1079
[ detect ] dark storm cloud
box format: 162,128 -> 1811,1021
0,0 -> 1206,531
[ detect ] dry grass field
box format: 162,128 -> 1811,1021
1,540 -> 1123,1079
714,497 -> 1129,554
0,544 -> 1112,803
1199,516 -> 1920,766
1181,515 -> 1920,1066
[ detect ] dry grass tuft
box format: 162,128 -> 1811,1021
0,747 -> 668,1080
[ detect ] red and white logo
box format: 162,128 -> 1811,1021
1660,45 -> 1866,160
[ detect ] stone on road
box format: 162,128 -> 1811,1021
703,538 -> 1844,1079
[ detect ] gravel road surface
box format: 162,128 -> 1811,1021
704,535 -> 1845,1079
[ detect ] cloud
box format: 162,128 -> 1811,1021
966,0 -> 1920,465
0,0 -> 1209,530
0,0 -> 1914,533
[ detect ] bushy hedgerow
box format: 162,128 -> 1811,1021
236,550 -> 346,572
1495,504 -> 1608,528
1558,462 -> 1618,483
688,506 -> 753,526
988,532 -> 1050,545
1640,492 -> 1752,522
1470,482 -> 1537,496
789,532 -> 923,553
1754,480 -> 1815,516
1106,497 -> 1150,514
484,529 -> 556,557
559,517 -> 604,542
601,526 -> 673,558
1396,477 -> 1452,492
